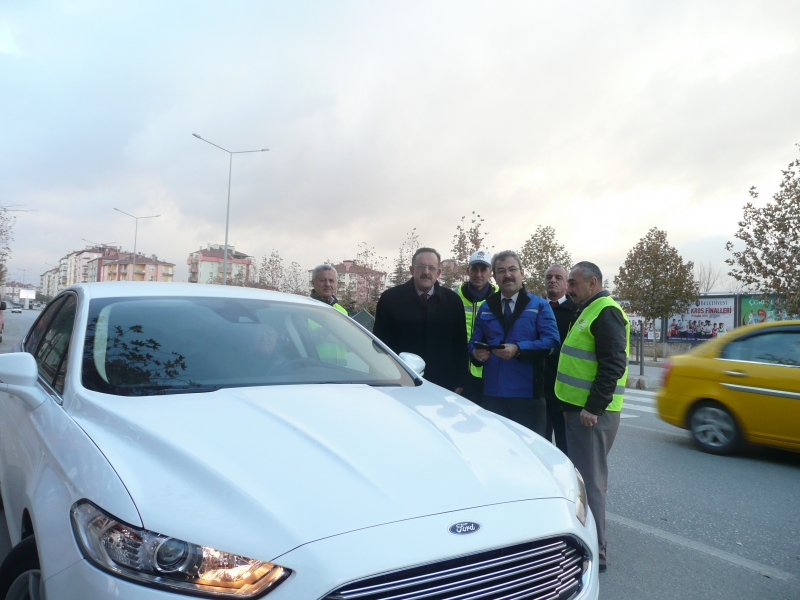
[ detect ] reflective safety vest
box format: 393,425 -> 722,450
555,296 -> 629,412
458,283 -> 498,378
308,302 -> 349,366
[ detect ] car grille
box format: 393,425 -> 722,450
323,536 -> 588,600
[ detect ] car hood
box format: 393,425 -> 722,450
70,383 -> 571,561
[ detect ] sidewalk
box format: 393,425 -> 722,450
626,359 -> 665,390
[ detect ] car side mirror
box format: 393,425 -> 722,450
0,353 -> 49,410
398,352 -> 426,377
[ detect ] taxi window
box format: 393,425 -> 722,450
720,331 -> 800,367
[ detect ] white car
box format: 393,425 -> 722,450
0,283 -> 598,600
9,307 -> 21,314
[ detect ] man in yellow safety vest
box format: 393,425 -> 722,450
308,264 -> 348,365
556,261 -> 629,573
457,250 -> 497,403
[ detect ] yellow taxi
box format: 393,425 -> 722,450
656,321 -> 800,454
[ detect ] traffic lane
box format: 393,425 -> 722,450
613,396 -> 800,574
600,394 -> 799,598
1,308 -> 38,352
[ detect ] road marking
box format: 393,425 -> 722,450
619,414 -> 639,419
625,390 -> 657,399
607,512 -> 797,583
621,404 -> 658,414
619,422 -> 688,438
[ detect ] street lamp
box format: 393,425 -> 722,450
192,133 -> 269,285
113,208 -> 160,281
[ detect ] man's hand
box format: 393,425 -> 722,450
579,409 -> 598,427
493,344 -> 519,360
473,348 -> 491,362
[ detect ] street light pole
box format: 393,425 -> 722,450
114,209 -> 160,281
192,134 -> 268,285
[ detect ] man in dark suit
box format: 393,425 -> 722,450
543,264 -> 577,453
373,247 -> 467,392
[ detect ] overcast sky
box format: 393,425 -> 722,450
2,0 -> 798,289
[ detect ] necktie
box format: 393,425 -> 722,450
549,300 -> 559,309
503,298 -> 513,327
420,293 -> 427,302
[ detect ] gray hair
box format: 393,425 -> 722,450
491,250 -> 522,271
311,264 -> 338,281
411,247 -> 441,265
572,261 -> 602,283
544,264 -> 568,279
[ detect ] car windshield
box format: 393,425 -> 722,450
81,296 -> 415,396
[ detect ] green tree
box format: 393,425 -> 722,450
518,226 -> 572,297
726,145 -> 800,318
614,227 -> 698,360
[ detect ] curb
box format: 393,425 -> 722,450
626,376 -> 661,390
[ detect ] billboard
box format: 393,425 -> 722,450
19,289 -> 36,299
740,295 -> 789,325
666,296 -> 735,341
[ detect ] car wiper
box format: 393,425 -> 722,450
150,386 -> 224,395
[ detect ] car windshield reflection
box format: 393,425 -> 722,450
81,297 -> 414,396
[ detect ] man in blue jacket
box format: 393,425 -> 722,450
470,250 -> 559,435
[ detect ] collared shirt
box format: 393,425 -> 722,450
499,291 -> 520,313
415,285 -> 435,299
553,295 -> 567,305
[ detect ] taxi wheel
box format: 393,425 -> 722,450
689,401 -> 742,455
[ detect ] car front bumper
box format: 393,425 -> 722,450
45,498 -> 598,600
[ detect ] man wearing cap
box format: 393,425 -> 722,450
542,264 -> 577,453
556,261 -> 629,572
469,250 -> 559,435
373,247 -> 468,392
310,264 -> 348,315
457,251 -> 498,404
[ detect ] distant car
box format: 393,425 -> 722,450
0,283 -> 597,599
657,321 -> 800,454
10,306 -> 22,314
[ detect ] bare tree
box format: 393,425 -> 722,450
257,250 -> 284,291
390,229 -> 420,286
283,262 -> 308,296
694,261 -> 725,293
450,212 -> 488,283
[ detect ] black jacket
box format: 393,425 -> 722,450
561,291 -> 629,415
373,279 -> 468,391
543,296 -> 578,402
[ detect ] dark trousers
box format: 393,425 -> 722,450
463,373 -> 485,406
564,410 -> 620,564
544,395 -> 568,453
482,396 -> 546,437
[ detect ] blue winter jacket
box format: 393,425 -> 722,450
469,291 -> 559,398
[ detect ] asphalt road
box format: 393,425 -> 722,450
0,310 -> 798,599
602,389 -> 800,599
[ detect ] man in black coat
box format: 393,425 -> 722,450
542,264 -> 577,453
373,247 -> 468,392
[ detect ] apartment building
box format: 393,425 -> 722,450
3,281 -> 37,304
187,244 -> 253,284
88,254 -> 175,282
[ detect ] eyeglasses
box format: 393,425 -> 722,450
413,264 -> 439,273
494,266 -> 520,277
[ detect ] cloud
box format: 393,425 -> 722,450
1,0 -> 799,288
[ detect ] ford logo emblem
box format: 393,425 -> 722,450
448,521 -> 480,535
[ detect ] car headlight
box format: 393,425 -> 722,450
71,501 -> 290,597
574,468 -> 588,526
